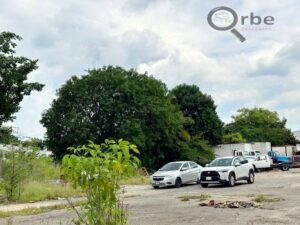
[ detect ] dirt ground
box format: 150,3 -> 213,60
1,168 -> 300,225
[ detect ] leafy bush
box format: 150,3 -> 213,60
1,150 -> 29,201
62,139 -> 140,225
179,136 -> 215,165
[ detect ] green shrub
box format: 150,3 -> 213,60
2,150 -> 29,201
62,139 -> 140,225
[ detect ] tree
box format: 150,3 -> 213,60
225,108 -> 297,146
170,84 -> 223,145
222,132 -> 246,144
41,66 -> 184,168
178,136 -> 214,164
0,32 -> 44,128
0,126 -> 19,144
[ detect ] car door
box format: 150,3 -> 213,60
240,157 -> 251,177
189,162 -> 200,181
232,157 -> 244,179
180,162 -> 191,183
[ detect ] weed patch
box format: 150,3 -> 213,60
179,194 -> 211,202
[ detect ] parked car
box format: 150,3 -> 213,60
245,154 -> 272,172
150,161 -> 202,189
200,156 -> 255,187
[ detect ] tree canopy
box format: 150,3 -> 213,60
0,32 -> 44,127
225,108 -> 297,146
41,66 -> 185,168
41,67 -> 220,168
170,84 -> 223,145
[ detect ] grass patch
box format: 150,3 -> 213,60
252,194 -> 284,203
13,181 -> 84,203
179,194 -> 211,202
121,175 -> 149,185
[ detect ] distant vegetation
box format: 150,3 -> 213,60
224,108 -> 297,146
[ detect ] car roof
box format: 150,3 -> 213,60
167,161 -> 196,163
169,161 -> 187,163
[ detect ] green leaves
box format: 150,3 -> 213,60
170,84 -> 223,145
225,107 -> 297,146
41,66 -> 184,168
0,32 -> 44,126
62,139 -> 140,225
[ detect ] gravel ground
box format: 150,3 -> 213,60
1,168 -> 300,225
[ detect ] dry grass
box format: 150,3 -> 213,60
179,194 -> 211,202
121,175 -> 149,185
252,194 -> 284,203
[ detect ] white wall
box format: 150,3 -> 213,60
213,142 -> 271,157
251,142 -> 271,154
213,143 -> 250,157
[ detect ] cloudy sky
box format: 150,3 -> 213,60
1,0 -> 300,139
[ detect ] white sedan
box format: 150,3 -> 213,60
150,161 -> 203,189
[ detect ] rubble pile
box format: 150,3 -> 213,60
199,200 -> 260,208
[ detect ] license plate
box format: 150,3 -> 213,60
206,177 -> 212,180
155,182 -> 160,185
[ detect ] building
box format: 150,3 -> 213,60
213,142 -> 271,157
294,131 -> 300,151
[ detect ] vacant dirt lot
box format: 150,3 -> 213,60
2,168 -> 300,225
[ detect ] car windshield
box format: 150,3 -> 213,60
209,158 -> 233,167
159,162 -> 183,171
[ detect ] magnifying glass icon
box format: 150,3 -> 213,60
207,6 -> 246,42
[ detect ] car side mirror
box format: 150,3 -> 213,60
235,162 -> 241,167
181,167 -> 188,172
205,164 -> 209,167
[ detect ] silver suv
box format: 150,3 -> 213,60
200,156 -> 255,187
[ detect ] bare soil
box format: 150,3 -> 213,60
1,168 -> 300,225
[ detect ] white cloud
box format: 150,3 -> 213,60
0,0 -> 299,138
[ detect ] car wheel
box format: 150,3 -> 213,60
227,173 -> 235,187
201,183 -> 208,188
280,164 -> 290,171
247,170 -> 255,184
175,177 -> 182,188
153,186 -> 159,189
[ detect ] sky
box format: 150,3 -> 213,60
1,0 -> 300,139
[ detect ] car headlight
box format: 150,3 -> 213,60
220,170 -> 229,173
165,175 -> 173,178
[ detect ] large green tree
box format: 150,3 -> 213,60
170,84 -> 223,145
225,107 -> 297,146
41,66 -> 184,168
0,32 -> 44,127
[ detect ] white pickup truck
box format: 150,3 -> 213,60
245,154 -> 272,172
